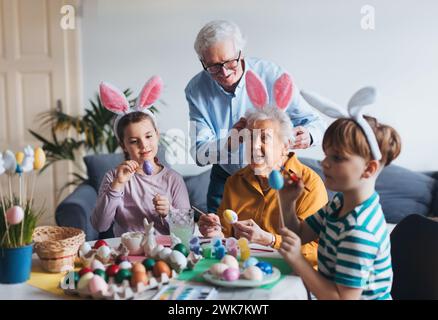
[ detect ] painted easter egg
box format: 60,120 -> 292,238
33,147 -> 46,170
79,267 -> 93,277
118,261 -> 132,270
268,170 -> 284,190
152,260 -> 171,278
115,269 -> 132,284
90,259 -> 105,271
93,239 -> 108,249
142,258 -> 156,271
243,257 -> 259,269
223,209 -> 238,224
93,269 -> 108,282
220,255 -> 239,270
158,247 -> 172,260
79,242 -> 92,256
169,250 -> 187,270
242,266 -> 264,281
77,272 -> 94,290
88,275 -> 108,294
256,261 -> 273,275
142,160 -> 153,175
209,263 -> 229,277
173,243 -> 189,257
131,271 -> 148,287
6,206 -> 24,225
221,268 -> 240,281
106,264 -> 120,277
131,263 -> 146,274
97,245 -> 111,260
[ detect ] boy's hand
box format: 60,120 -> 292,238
278,227 -> 303,267
279,172 -> 305,206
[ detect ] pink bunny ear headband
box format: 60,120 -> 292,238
245,70 -> 294,111
300,87 -> 382,160
99,75 -> 163,141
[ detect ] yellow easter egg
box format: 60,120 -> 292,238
34,147 -> 46,170
16,152 -> 24,165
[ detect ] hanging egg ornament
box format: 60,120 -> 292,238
15,152 -> 24,165
6,206 -> 25,225
142,160 -> 153,175
33,147 -> 46,170
3,150 -> 17,175
268,169 -> 284,190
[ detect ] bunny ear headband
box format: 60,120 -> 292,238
300,87 -> 382,160
99,75 -> 163,141
245,70 -> 294,111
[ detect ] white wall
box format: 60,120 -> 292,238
80,0 -> 438,175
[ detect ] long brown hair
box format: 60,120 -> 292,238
322,116 -> 401,166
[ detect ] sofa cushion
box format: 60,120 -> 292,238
299,157 -> 436,224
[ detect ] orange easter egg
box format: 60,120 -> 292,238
152,260 -> 171,278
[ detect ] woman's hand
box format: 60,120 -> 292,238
198,213 -> 224,238
153,194 -> 170,217
278,227 -> 304,267
233,219 -> 273,246
111,160 -> 139,190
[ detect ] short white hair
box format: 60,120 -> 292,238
245,107 -> 294,144
194,20 -> 246,59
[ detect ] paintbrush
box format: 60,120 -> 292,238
191,205 -> 225,230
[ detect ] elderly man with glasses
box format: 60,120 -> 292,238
185,20 -> 326,214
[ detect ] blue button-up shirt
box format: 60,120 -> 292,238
185,57 -> 326,175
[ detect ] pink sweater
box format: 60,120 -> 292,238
91,167 -> 191,236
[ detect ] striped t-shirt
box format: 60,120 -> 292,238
306,192 -> 393,300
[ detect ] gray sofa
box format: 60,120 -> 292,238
55,153 -> 438,240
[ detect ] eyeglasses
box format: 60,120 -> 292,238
201,51 -> 241,74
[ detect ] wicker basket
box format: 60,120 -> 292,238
33,226 -> 85,273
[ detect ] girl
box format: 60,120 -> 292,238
91,76 -> 190,237
278,87 -> 401,300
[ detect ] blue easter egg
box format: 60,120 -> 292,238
142,160 -> 153,175
268,170 -> 284,190
243,257 -> 259,269
256,261 -> 273,274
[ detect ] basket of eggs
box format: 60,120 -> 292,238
32,226 -> 85,273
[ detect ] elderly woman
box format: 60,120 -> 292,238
198,106 -> 328,266
185,20 -> 326,214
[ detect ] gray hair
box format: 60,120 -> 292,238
194,20 -> 246,59
245,107 -> 294,144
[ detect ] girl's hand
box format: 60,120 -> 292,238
233,219 -> 273,246
198,213 -> 223,238
112,160 -> 139,190
153,194 -> 170,217
278,227 -> 304,267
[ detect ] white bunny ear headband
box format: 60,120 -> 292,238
99,75 -> 163,141
245,70 -> 294,111
300,87 -> 382,160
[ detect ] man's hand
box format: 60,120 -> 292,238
291,126 -> 312,149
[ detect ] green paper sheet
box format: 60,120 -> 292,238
177,257 -> 292,290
